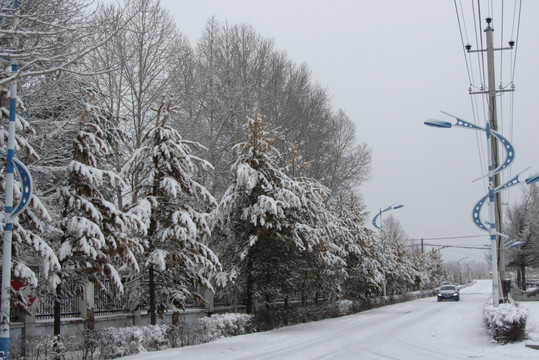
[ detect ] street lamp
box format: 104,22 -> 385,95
372,203 -> 404,297
0,3 -> 32,358
426,112 -> 539,307
472,170 -> 539,233
425,112 -> 515,307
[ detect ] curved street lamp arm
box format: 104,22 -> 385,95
372,203 -> 404,230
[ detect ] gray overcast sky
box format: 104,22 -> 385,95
160,0 -> 539,263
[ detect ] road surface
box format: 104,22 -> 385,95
123,280 -> 539,359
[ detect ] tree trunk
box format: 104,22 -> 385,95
149,265 -> 157,325
53,283 -> 64,360
284,295 -> 289,326
246,257 -> 253,314
53,283 -> 62,336
520,263 -> 526,291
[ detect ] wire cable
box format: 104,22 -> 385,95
510,0 -> 522,83
454,0 -> 489,190
409,234 -> 488,241
454,0 -> 473,86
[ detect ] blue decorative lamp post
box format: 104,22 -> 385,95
1,1 -> 33,358
425,112 -> 537,307
372,203 -> 404,297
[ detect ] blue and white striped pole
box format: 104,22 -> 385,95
1,2 -> 20,357
0,61 -> 17,360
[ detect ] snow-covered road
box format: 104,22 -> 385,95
122,280 -> 539,359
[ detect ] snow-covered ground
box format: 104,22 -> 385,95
120,280 -> 539,359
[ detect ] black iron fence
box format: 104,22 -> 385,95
95,281 -> 128,316
35,281 -> 128,319
36,281 -> 80,320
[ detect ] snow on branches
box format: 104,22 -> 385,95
215,111 -> 352,311
123,95 -> 220,317
0,73 -> 60,311
56,94 -> 145,293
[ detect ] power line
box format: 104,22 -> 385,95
454,0 -> 473,86
454,1 -> 522,196
454,0 -> 489,190
409,234 -> 487,241
510,0 -> 522,83
422,243 -> 489,250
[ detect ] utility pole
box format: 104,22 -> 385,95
1,3 -> 20,358
466,17 -> 515,301
485,18 -> 505,296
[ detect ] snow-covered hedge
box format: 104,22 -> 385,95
194,313 -> 254,343
12,313 -> 254,360
483,300 -> 528,344
14,292 -> 436,359
96,325 -> 171,358
255,290 -> 436,330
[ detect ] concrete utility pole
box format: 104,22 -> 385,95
484,18 -> 505,295
467,17 -> 515,301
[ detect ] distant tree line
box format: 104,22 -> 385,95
0,0 -> 445,338
506,184 -> 539,290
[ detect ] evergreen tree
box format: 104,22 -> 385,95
426,249 -> 445,287
335,192 -> 384,298
123,96 -> 220,324
284,144 -> 347,302
216,112 -> 299,313
216,112 -> 347,312
381,215 -> 414,294
0,70 -> 60,313
53,94 -> 145,335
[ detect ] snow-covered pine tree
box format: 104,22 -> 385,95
54,94 -> 145,334
283,143 -> 347,302
403,246 -> 444,291
409,247 -> 429,290
382,215 -> 415,294
216,112 -> 345,313
334,192 -> 384,298
0,66 -> 60,313
426,249 -> 445,288
122,95 -> 220,324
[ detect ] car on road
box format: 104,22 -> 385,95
437,284 -> 460,301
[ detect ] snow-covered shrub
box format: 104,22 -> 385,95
11,334 -> 91,360
97,327 -> 145,359
336,299 -> 354,315
97,325 -> 171,359
11,335 -> 55,360
139,325 -> 171,351
483,300 -> 528,344
195,313 -> 254,343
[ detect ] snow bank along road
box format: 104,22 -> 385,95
122,280 -> 539,360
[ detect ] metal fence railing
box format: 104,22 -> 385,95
95,281 -> 128,316
36,281 -> 80,320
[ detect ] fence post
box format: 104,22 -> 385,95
80,282 -> 95,330
133,309 -> 141,326
18,305 -> 36,358
203,288 -> 214,316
